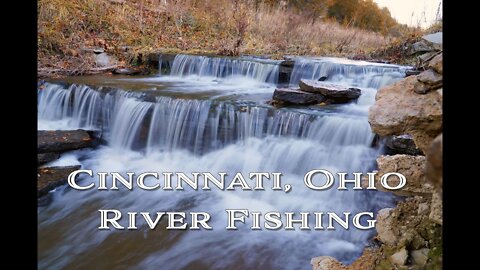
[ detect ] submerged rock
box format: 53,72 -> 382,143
299,79 -> 361,102
38,129 -> 98,153
272,88 -> 325,105
38,165 -> 81,197
368,76 -> 442,152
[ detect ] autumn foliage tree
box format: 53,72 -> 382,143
263,0 -> 398,33
328,0 -> 396,33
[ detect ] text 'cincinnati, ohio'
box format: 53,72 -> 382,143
67,169 -> 407,192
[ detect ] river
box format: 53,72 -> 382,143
38,54 -> 408,270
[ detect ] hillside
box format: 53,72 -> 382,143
38,0 -> 420,75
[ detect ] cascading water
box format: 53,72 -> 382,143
289,57 -> 408,89
38,55 -> 405,270
170,54 -> 281,84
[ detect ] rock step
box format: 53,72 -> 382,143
38,153 -> 61,166
299,79 -> 361,100
272,88 -> 325,105
38,129 -> 99,153
38,165 -> 81,197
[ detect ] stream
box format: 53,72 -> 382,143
38,54 -> 408,270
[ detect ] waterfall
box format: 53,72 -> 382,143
169,54 -> 281,84
39,83 -> 375,155
289,57 -> 408,88
37,55 -> 404,270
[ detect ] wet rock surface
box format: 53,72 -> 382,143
38,152 -> 61,166
299,79 -> 361,102
384,134 -> 423,155
38,165 -> 81,197
38,129 -> 98,153
272,88 -> 326,105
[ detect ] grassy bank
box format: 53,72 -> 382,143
38,0 -> 429,74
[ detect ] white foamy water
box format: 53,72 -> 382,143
38,55 -> 405,270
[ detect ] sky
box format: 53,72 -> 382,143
373,0 -> 442,28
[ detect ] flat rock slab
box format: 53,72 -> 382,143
38,129 -> 97,153
273,88 -> 325,105
38,165 -> 80,197
38,152 -> 60,166
299,79 -> 361,100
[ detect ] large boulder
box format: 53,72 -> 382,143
311,256 -> 344,270
299,79 -> 361,102
411,40 -> 435,55
38,129 -> 98,153
272,88 -> 325,105
368,76 -> 442,152
410,32 -> 442,55
38,165 -> 81,197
